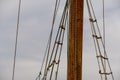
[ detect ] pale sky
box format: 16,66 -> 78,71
0,0 -> 120,80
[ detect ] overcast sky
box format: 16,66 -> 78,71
0,0 -> 120,80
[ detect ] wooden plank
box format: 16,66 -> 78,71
67,0 -> 84,80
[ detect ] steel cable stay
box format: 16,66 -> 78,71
102,0 -> 107,80
86,0 -> 114,80
12,0 -> 22,80
102,0 -> 107,79
35,0 -> 70,80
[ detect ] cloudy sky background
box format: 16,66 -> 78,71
0,0 -> 120,80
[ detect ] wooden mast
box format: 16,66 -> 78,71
67,0 -> 84,80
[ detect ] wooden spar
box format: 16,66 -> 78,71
67,0 -> 84,80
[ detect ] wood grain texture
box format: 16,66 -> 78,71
67,0 -> 84,80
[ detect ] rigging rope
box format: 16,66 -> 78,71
35,0 -> 70,80
102,0 -> 105,47
49,3 -> 69,79
43,0 -> 61,78
36,0 -> 115,80
86,0 -> 114,80
43,0 -> 61,75
12,0 -> 21,80
102,0 -> 107,79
